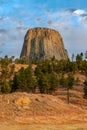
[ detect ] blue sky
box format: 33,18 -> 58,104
0,0 -> 87,58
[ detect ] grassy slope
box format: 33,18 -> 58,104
0,64 -> 87,129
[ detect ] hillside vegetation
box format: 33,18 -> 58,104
0,54 -> 87,100
0,54 -> 87,129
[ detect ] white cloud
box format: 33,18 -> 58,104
46,9 -> 87,58
0,29 -> 8,41
0,23 -> 29,57
0,6 -> 87,58
73,9 -> 86,16
0,16 -> 10,23
64,8 -> 87,16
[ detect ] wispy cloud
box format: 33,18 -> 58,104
46,8 -> 87,57
64,8 -> 77,13
0,16 -> 10,23
0,29 -> 7,33
35,18 -> 42,23
63,8 -> 87,25
0,0 -> 87,58
47,20 -> 53,25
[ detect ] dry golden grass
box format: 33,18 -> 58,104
0,88 -> 87,129
0,88 -> 87,124
0,67 -> 87,129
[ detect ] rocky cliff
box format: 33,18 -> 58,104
20,27 -> 68,63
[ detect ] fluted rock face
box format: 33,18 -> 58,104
20,27 -> 68,62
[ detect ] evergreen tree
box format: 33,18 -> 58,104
71,53 -> 75,62
12,66 -> 37,92
84,80 -> 87,98
59,73 -> 75,104
76,54 -> 82,62
38,73 -> 50,94
1,81 -> 11,93
66,74 -> 75,104
0,55 -> 15,92
49,72 -> 58,93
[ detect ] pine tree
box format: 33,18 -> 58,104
12,66 -> 37,92
84,80 -> 87,98
59,73 -> 75,104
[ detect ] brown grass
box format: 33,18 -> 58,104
0,68 -> 87,129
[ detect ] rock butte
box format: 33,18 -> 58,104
20,27 -> 69,63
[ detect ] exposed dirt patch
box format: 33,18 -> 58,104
0,91 -> 87,125
0,70 -> 87,129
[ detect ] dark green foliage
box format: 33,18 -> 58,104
35,59 -> 59,93
38,73 -> 50,93
59,73 -> 75,104
59,75 -> 66,86
35,60 -> 59,94
66,74 -> 75,104
15,58 -> 28,64
0,53 -> 87,96
34,54 -> 87,75
1,81 -> 11,93
38,72 -> 58,94
12,66 -> 37,92
12,74 -> 19,91
0,55 -> 12,67
67,74 -> 75,90
49,72 -> 59,92
80,60 -> 87,73
84,80 -> 87,98
71,53 -> 75,62
76,54 -> 83,62
0,55 -> 15,93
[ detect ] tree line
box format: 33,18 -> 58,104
0,54 -> 87,104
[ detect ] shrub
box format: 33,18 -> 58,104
1,81 -> 11,93
84,80 -> 87,98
